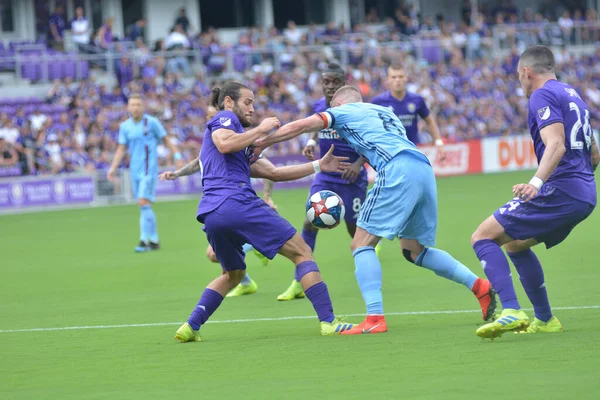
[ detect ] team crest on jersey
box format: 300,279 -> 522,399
538,106 -> 550,121
220,117 -> 232,127
407,103 -> 416,113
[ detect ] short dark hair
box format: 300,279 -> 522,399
519,45 -> 555,74
210,82 -> 250,110
322,63 -> 345,76
388,64 -> 405,72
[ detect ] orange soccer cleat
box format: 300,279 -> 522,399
472,278 -> 497,322
340,315 -> 388,335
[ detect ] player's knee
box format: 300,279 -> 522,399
206,246 -> 218,263
138,198 -> 150,207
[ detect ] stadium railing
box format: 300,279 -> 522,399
491,20 -> 600,49
1,21 -> 598,83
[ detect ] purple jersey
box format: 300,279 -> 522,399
528,80 -> 596,205
196,110 -> 256,222
370,91 -> 430,144
313,97 -> 366,184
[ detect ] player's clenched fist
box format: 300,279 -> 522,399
302,143 -> 315,161
259,117 -> 281,132
159,171 -> 178,180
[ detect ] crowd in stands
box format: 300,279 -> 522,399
1,1 -> 600,176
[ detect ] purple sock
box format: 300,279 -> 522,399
508,249 -> 552,322
302,229 -> 318,252
304,281 -> 335,323
187,288 -> 224,330
473,239 -> 520,310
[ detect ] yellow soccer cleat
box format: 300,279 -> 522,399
277,280 -> 305,301
476,308 -> 530,340
516,316 -> 564,334
320,317 -> 355,336
226,279 -> 258,298
174,323 -> 201,343
253,249 -> 269,266
375,242 -> 382,257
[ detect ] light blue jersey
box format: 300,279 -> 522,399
317,102 -> 436,244
317,102 -> 429,171
118,114 -> 166,178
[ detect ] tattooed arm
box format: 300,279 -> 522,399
262,179 -> 277,210
158,157 -> 200,180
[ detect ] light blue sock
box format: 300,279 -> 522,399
416,247 -> 477,290
139,206 -> 150,242
242,243 -> 254,253
353,246 -> 383,315
141,205 -> 158,243
240,273 -> 252,286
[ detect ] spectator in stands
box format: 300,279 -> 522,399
94,18 -> 114,50
558,10 -> 574,44
0,137 -> 19,168
420,15 -> 441,34
165,24 -> 192,76
0,115 -> 20,144
29,109 -> 48,133
284,21 -> 303,45
49,5 -> 67,51
127,18 -> 147,42
116,56 -> 134,87
71,6 -> 91,52
43,133 -> 63,173
13,107 -> 28,128
365,7 -> 380,23
174,7 -> 193,35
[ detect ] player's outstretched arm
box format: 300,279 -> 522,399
250,145 -> 349,182
158,157 -> 200,180
591,134 -> 600,172
107,144 -> 127,182
212,117 -> 280,154
513,122 -> 566,201
257,115 -> 325,149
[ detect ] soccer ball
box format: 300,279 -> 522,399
306,190 -> 345,229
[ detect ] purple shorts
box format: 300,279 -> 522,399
202,194 -> 297,271
309,177 -> 368,225
494,185 -> 595,249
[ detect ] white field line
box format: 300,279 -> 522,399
1,305 -> 598,334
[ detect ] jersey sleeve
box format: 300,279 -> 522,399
152,117 -> 167,139
208,111 -> 240,133
314,105 -> 352,131
117,123 -> 128,145
530,89 -> 563,130
417,96 -> 431,119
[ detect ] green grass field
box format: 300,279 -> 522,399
1,170 -> 599,400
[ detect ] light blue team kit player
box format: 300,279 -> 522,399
108,93 -> 183,252
253,85 -> 496,334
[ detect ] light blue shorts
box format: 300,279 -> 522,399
357,151 -> 437,246
132,174 -> 157,202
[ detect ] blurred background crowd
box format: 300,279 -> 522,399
0,0 -> 599,176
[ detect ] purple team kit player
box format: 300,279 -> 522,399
472,45 -> 599,339
173,82 -> 356,342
